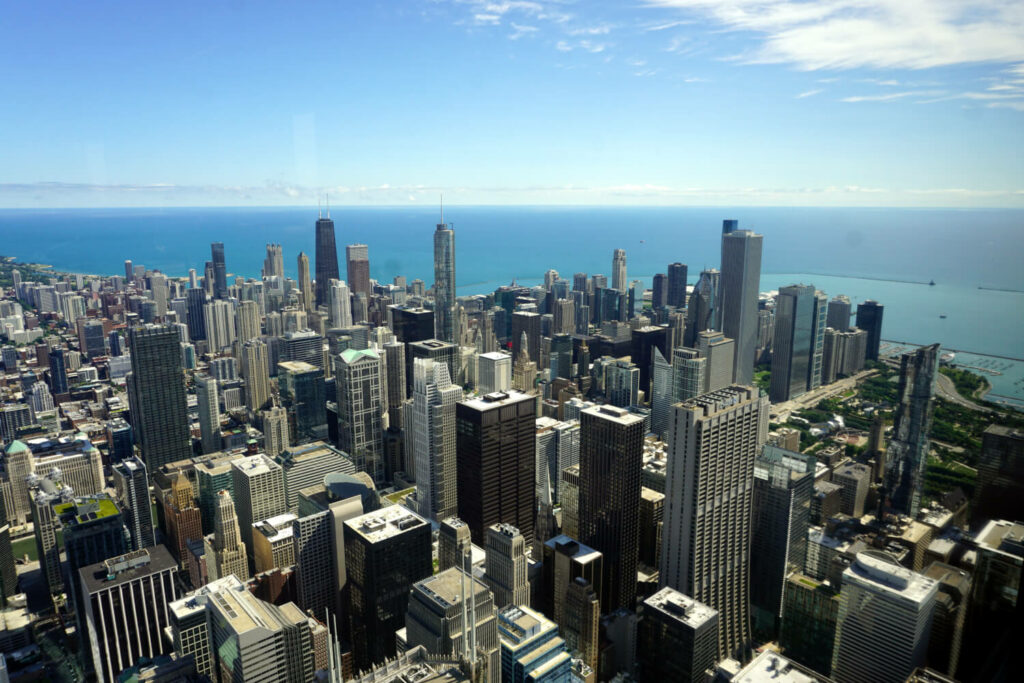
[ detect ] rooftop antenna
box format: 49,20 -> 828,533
318,196 -> 322,220
440,193 -> 444,226
326,194 -> 330,219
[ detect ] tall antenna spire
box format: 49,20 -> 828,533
326,194 -> 330,219
440,193 -> 444,226
318,196 -> 322,220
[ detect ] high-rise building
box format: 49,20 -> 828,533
535,418 -> 580,507
667,262 -> 688,309
769,284 -> 827,403
510,311 -> 541,365
651,273 -> 668,309
297,252 -> 315,315
637,587 -> 719,683
252,512 -> 297,572
749,445 -> 816,638
405,567 -> 500,678
196,374 -> 221,454
169,575 -> 245,680
563,577 -> 600,673
831,551 -> 938,683
778,572 -> 840,676
438,516 -> 472,573
335,347 -> 387,484
604,358 -> 640,408
661,385 -> 768,661
579,404 -> 643,612
885,343 -> 939,517
231,454 -> 287,560
346,244 -> 371,298
127,324 -> 192,470
821,327 -> 868,384
278,360 -> 328,444
344,505 -> 433,670
113,456 -> 155,551
541,535 -> 603,625
456,391 -> 536,546
497,605 -> 573,683
280,328 -> 324,369
235,299 -> 260,343
79,546 -> 179,683
696,330 -> 735,394
407,339 -> 457,404
612,249 -> 627,293
855,299 -> 884,361
827,294 -> 852,331
210,241 -> 228,300
477,351 -> 512,394
328,279 -> 353,329
650,347 -> 673,439
411,358 -> 461,522
631,325 -> 670,394
208,581 -> 315,681
0,495 -> 16,607
685,268 -> 719,347
186,287 -> 207,341
264,243 -> 284,278
204,489 -> 250,582
434,219 -> 457,343
832,462 -> 871,518
262,405 -> 290,458
923,561 -> 970,679
670,347 -> 706,402
484,523 -> 530,609
549,333 -> 573,380
315,210 -> 340,308
241,339 -> 272,413
48,347 -> 68,395
972,425 -> 1024,525
719,224 -> 762,385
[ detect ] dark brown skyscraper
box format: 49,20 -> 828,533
456,390 -> 536,547
855,299 -> 884,361
667,262 -> 688,308
579,404 -> 643,612
314,210 -> 339,308
346,243 -> 371,297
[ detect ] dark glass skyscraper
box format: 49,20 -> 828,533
667,262 -> 688,308
210,241 -> 228,299
885,343 -> 939,517
579,404 -> 644,613
315,212 -> 340,308
48,347 -> 68,395
113,456 -> 155,551
855,300 -> 884,361
433,220 -> 456,343
186,287 -> 207,341
127,324 -> 192,470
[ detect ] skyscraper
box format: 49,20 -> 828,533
263,243 -> 284,278
277,360 -> 328,444
315,209 -> 340,308
684,268 -> 719,347
80,546 -> 179,683
579,404 -> 644,612
298,251 -> 314,313
831,551 -> 938,683
719,223 -> 763,385
230,453 -> 287,560
203,299 -> 237,352
749,445 -> 816,638
477,351 -> 512,394
661,385 -> 768,661
651,273 -> 668,309
335,348 -> 387,484
127,324 -> 192,470
241,339 -> 271,413
196,374 -> 221,455
344,505 -> 433,670
855,299 -> 884,361
113,456 -> 155,551
434,218 -> 456,343
671,347 -> 706,402
210,241 -> 228,299
885,343 -> 939,517
827,294 -> 852,331
769,284 -> 827,403
346,243 -> 371,298
411,358 -> 461,522
48,347 -> 68,395
484,523 -> 530,609
637,587 -> 719,683
497,605 -> 574,683
456,391 -> 536,546
235,299 -> 260,342
328,279 -> 353,329
204,489 -> 250,582
667,262 -> 688,308
697,330 -> 735,395
972,425 -> 1024,524
631,325 -> 670,393
612,248 -> 627,293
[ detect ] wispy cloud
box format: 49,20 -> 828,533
643,1 -> 1024,70
568,25 -> 611,36
796,89 -> 822,98
841,90 -> 945,103
509,22 -> 538,39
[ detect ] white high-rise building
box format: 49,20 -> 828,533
477,351 -> 512,394
718,224 -> 762,386
230,454 -> 287,560
661,385 -> 768,661
203,299 -> 237,352
336,348 -> 388,484
412,358 -> 461,522
612,248 -> 627,293
328,279 -> 353,329
236,299 -> 261,343
484,523 -> 530,609
196,374 -> 220,455
831,551 -> 939,683
204,490 -> 250,583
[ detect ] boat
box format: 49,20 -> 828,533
939,314 -> 947,319
929,280 -> 936,286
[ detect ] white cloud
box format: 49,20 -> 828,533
841,90 -> 945,102
796,88 -> 823,98
474,13 -> 501,24
579,40 -> 608,53
509,22 -> 538,39
643,1 -> 1024,70
555,40 -> 572,51
568,25 -> 612,36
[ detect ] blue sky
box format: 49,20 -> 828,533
1,0 -> 1023,207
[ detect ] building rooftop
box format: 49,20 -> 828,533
643,587 -> 718,628
845,550 -> 937,603
339,347 -> 380,364
254,513 -> 298,543
277,360 -> 319,374
498,605 -> 546,644
231,453 -> 278,478
460,389 -> 533,412
976,519 -> 1024,556
55,496 -> 120,524
79,545 -> 177,594
414,568 -> 490,610
345,504 -> 428,543
479,351 -> 512,361
732,650 -> 829,683
544,535 -> 602,564
168,575 -> 245,620
581,403 -> 643,426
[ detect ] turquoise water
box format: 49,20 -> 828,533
1,206 -> 1021,401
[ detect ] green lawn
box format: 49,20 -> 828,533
11,535 -> 40,562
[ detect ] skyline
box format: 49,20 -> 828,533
2,1 -> 1023,208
